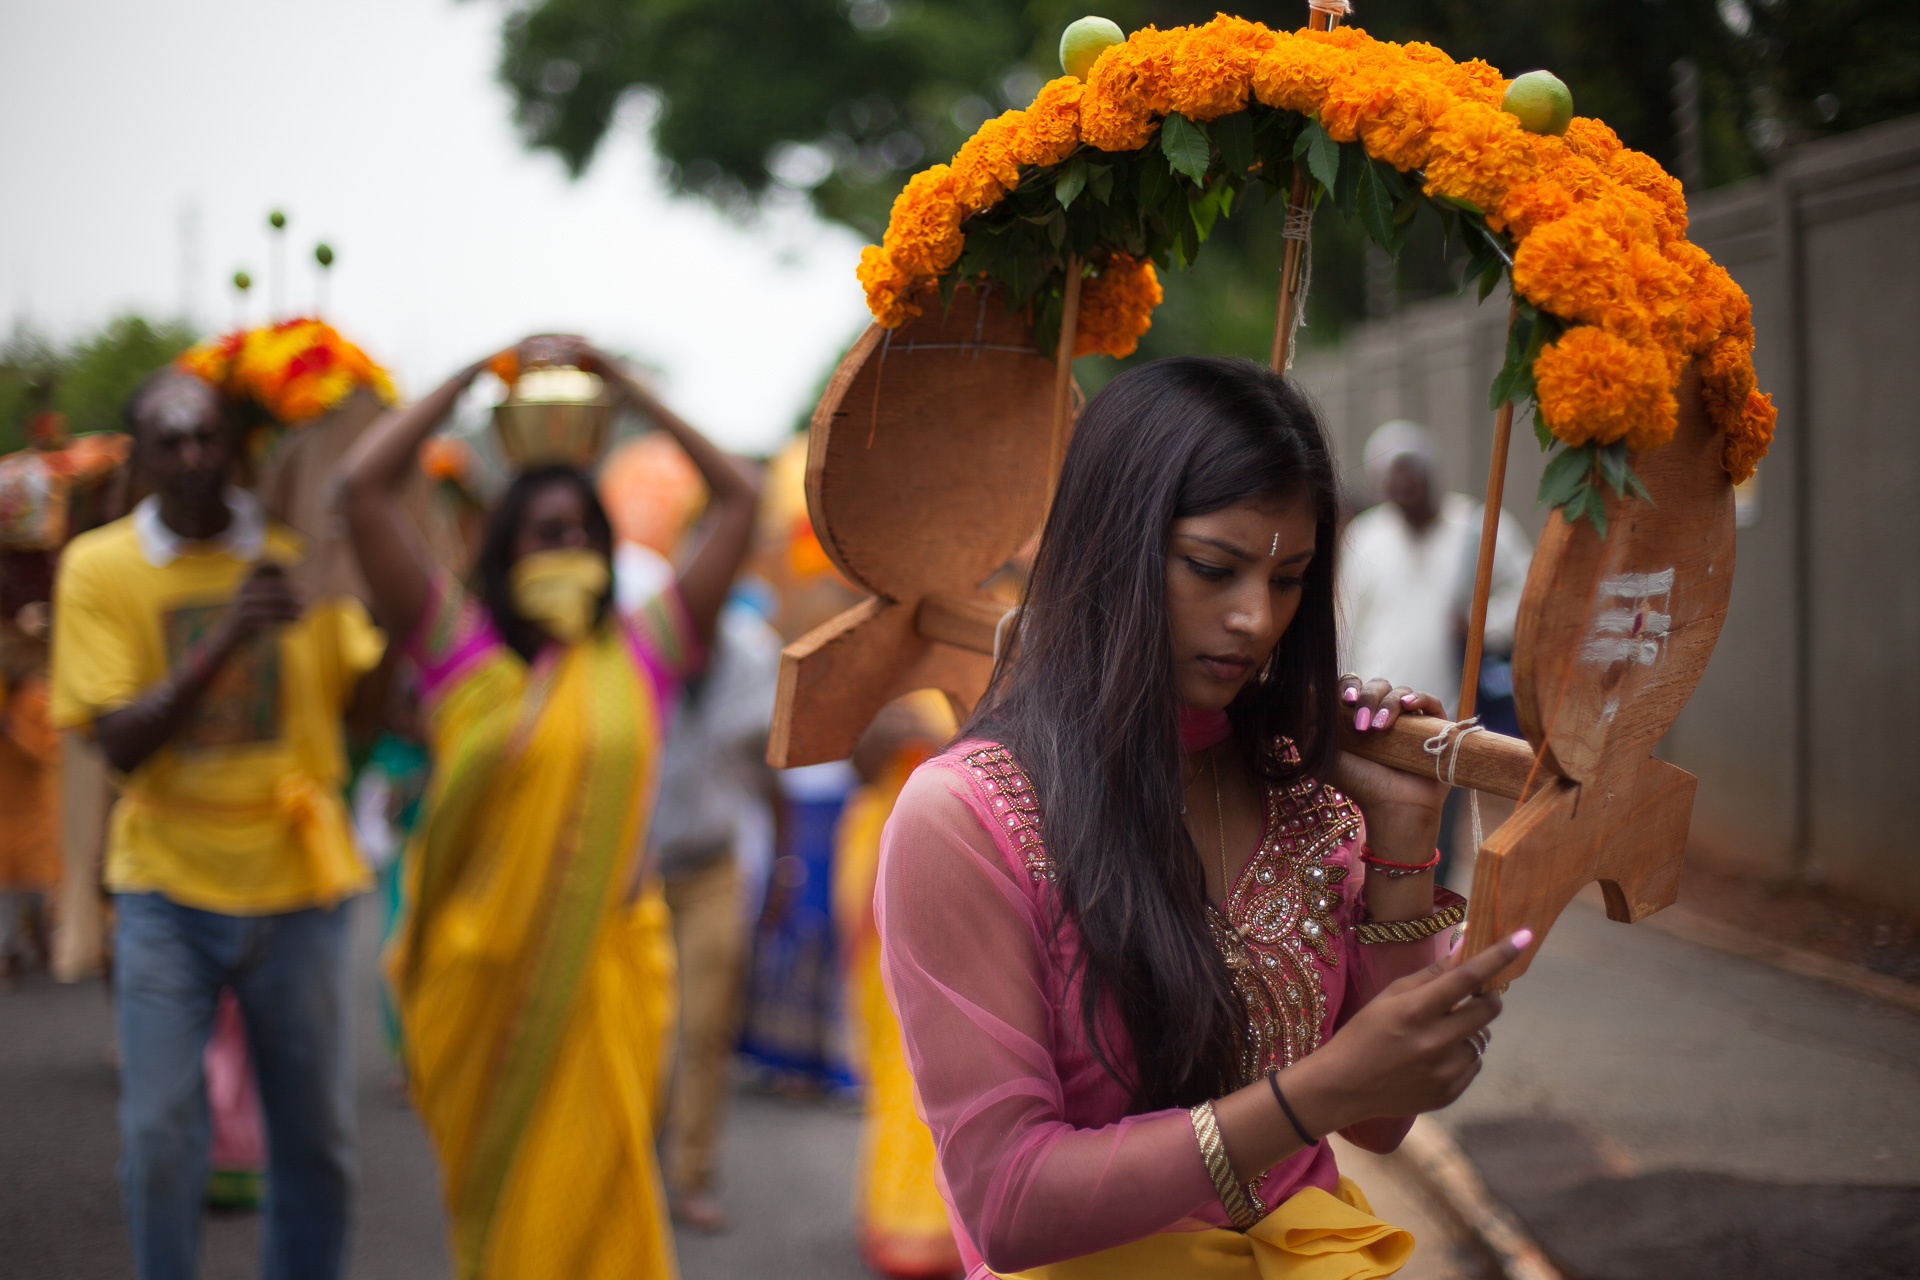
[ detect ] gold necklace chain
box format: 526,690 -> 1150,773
1211,747 -> 1230,900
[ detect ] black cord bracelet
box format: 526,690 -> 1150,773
1267,1069 -> 1317,1148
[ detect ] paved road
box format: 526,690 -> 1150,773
16,887 -> 1914,1279
1438,890 -> 1920,1278
0,901 -> 1488,1279
0,902 -> 883,1280
0,902 -> 449,1280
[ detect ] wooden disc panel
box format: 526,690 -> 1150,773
769,285 -> 1057,767
1467,366 -> 1735,984
806,285 -> 1056,601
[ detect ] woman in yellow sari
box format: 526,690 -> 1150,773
835,693 -> 963,1278
342,335 -> 758,1279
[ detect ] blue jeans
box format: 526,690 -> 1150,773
113,892 -> 357,1280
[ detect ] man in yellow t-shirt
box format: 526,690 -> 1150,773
50,368 -> 382,1280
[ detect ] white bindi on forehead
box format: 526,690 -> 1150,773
1270,531 -> 1279,556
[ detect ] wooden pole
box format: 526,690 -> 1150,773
1269,4 -> 1339,371
1456,300 -> 1520,721
1047,255 -> 1083,505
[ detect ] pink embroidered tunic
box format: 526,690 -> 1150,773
875,738 -> 1455,1277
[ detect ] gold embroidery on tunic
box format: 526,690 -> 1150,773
960,744 -> 1360,1085
1209,773 -> 1361,1084
962,745 -> 1053,882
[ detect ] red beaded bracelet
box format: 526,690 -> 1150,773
1359,844 -> 1441,876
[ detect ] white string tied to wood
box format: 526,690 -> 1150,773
1423,715 -> 1487,862
1278,207 -> 1315,370
1307,0 -> 1353,20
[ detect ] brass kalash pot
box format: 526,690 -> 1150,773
491,359 -> 615,470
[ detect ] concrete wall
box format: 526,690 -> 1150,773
1292,116 -> 1920,911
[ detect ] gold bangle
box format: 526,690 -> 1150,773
1188,1101 -> 1264,1232
1355,887 -> 1468,945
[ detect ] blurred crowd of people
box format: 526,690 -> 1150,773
0,325 -> 1526,1280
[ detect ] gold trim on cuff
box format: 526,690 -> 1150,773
1189,1101 -> 1264,1232
1355,888 -> 1468,945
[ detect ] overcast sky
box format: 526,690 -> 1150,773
0,0 -> 873,453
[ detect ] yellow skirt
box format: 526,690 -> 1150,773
1005,1177 -> 1413,1280
851,939 -> 963,1277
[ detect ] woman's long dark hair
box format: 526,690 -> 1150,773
964,356 -> 1343,1110
474,464 -> 616,663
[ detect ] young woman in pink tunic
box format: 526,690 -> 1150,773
876,357 -> 1529,1279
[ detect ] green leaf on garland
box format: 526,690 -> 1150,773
1598,440 -> 1630,496
1054,158 -> 1088,210
1214,111 -> 1256,176
1505,313 -> 1547,406
1296,120 -> 1340,196
1532,411 -> 1554,450
1582,484 -> 1609,538
1489,311 -> 1533,411
1625,466 -> 1653,504
1191,181 -> 1234,240
1162,111 -> 1211,183
1334,141 -> 1364,218
1088,163 -> 1114,203
1177,198 -> 1201,263
1357,162 -> 1398,250
1597,441 -> 1657,507
1476,257 -> 1504,302
1387,206 -> 1418,257
1138,150 -> 1171,210
1537,443 -> 1593,510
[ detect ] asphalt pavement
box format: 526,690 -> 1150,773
1436,889 -> 1920,1278
10,882 -> 1913,1279
0,901 -> 1482,1280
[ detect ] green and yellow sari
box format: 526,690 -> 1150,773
390,577 -> 695,1279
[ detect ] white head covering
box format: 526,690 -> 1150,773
1363,420 -> 1434,495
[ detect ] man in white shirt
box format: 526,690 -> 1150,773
1340,420 -> 1532,717
1341,421 -> 1533,875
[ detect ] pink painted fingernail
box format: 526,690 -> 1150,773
1355,708 -> 1369,730
1511,928 -> 1534,949
1401,693 -> 1418,705
1342,687 -> 1359,703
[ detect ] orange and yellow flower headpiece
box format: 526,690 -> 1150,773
176,318 -> 397,440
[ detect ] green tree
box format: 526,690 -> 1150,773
0,315 -> 194,454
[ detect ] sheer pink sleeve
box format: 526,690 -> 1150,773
1331,875 -> 1463,1150
876,763 -> 1216,1274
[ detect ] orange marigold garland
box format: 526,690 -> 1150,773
855,14 -> 1772,516
1074,254 -> 1163,359
178,319 -> 397,433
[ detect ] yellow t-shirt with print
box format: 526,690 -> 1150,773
51,517 -> 384,915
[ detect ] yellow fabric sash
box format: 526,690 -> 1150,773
1005,1178 -> 1413,1280
389,625 -> 677,1280
120,772 -> 366,906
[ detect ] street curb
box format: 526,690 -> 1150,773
1396,1116 -> 1563,1280
1636,903 -> 1920,1016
